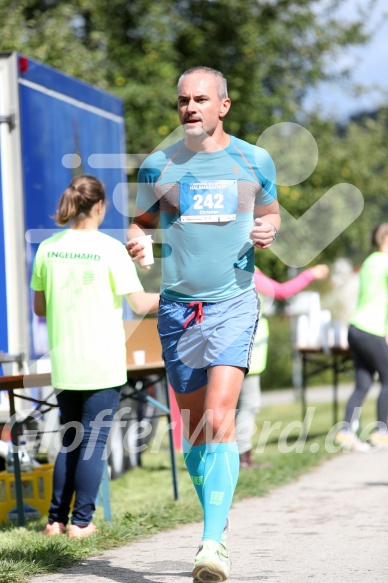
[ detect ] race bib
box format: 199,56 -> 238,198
180,180 -> 238,223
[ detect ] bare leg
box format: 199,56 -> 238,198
175,365 -> 244,544
174,365 -> 245,444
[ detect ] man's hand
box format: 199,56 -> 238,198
126,239 -> 153,270
126,209 -> 159,270
250,218 -> 277,249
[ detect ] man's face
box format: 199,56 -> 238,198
177,72 -> 230,139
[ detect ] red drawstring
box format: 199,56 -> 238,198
183,301 -> 205,329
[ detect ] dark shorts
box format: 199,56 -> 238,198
158,288 -> 260,394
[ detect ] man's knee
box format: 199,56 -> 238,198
205,408 -> 236,440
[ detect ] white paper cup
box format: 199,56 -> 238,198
132,350 -> 146,366
132,235 -> 154,267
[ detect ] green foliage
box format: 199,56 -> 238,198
281,109 -> 388,264
0,0 -> 108,86
96,0 -> 371,154
0,0 -> 374,156
169,0 -> 368,140
89,0 -> 180,153
255,106 -> 388,274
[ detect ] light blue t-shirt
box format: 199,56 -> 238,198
137,136 -> 277,302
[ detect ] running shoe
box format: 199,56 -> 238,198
335,430 -> 371,452
220,516 -> 230,549
370,431 -> 388,448
193,539 -> 230,582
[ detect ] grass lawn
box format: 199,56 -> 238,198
0,395 -> 376,582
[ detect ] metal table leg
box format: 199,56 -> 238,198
8,390 -> 25,526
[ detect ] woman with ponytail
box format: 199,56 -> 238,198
31,175 -> 159,538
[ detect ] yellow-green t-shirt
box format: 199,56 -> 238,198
30,230 -> 143,389
350,251 -> 388,337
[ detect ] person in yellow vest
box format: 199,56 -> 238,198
236,264 -> 329,468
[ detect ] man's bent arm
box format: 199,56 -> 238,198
127,208 -> 160,240
255,200 -> 280,228
251,200 -> 281,249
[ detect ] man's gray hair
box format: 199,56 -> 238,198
178,66 -> 228,100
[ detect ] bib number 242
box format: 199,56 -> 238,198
193,193 -> 224,210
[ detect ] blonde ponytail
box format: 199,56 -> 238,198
54,175 -> 106,226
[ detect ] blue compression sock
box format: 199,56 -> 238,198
182,438 -> 207,507
202,441 -> 239,543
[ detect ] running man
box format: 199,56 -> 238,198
127,66 -> 280,582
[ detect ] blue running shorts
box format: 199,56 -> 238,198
158,289 -> 260,394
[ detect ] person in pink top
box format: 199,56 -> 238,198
254,264 -> 328,301
237,264 -> 329,468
